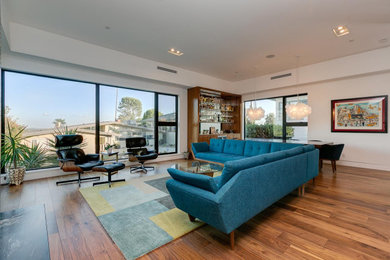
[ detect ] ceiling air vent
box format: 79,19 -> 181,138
270,73 -> 292,80
157,66 -> 177,74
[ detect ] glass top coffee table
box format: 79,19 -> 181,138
171,161 -> 223,177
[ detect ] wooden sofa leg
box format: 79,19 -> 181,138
312,177 -> 316,186
188,214 -> 196,222
301,184 -> 305,196
230,231 -> 235,250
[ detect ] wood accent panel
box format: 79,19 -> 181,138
187,86 -> 242,156
1,161 -> 390,259
187,87 -> 200,153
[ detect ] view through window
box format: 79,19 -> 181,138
244,94 -> 308,141
2,71 -> 178,170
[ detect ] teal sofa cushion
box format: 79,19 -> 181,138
285,146 -> 305,157
192,142 -> 209,155
223,140 -> 246,155
168,168 -> 219,193
210,139 -> 225,153
303,144 -> 315,152
243,141 -> 271,157
270,142 -> 302,152
196,152 -> 245,164
219,154 -> 268,187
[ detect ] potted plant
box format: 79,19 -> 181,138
1,122 -> 29,185
104,143 -> 114,154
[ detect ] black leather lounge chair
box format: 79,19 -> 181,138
125,137 -> 158,173
55,134 -> 103,186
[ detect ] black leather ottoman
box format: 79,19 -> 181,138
92,163 -> 126,187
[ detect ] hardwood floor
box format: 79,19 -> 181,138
1,160 -> 390,259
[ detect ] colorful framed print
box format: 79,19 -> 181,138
331,95 -> 388,133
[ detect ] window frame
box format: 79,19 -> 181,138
1,69 -> 179,171
155,93 -> 178,155
244,93 -> 308,141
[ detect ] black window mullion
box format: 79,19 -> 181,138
95,84 -> 100,154
175,95 -> 178,153
154,93 -> 159,153
286,122 -> 308,127
1,70 -> 5,173
282,97 -> 287,141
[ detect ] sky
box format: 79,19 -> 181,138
5,71 -> 175,129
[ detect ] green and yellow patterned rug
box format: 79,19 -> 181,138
79,173 -> 204,259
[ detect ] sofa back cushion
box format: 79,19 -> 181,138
270,142 -> 302,153
303,144 -> 315,152
168,168 -> 219,193
209,139 -> 225,153
219,146 -> 307,188
223,139 -> 245,155
191,142 -> 209,155
285,146 -> 305,157
219,154 -> 267,187
243,141 -> 271,157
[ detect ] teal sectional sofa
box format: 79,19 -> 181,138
191,139 -> 303,164
166,139 -> 319,249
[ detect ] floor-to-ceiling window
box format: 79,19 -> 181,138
99,85 -> 156,161
3,71 -> 96,170
1,70 -> 178,170
244,94 -> 308,141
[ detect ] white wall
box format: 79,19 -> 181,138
242,71 -> 390,171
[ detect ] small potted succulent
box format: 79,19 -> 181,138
1,122 -> 29,185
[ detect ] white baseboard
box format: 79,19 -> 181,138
24,153 -> 186,182
323,160 -> 390,171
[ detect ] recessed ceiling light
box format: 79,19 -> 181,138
333,25 -> 349,37
168,48 -> 183,56
266,54 -> 275,59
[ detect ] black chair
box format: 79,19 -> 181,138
319,144 -> 345,173
125,137 -> 158,173
55,135 -> 102,186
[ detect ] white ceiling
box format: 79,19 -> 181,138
3,0 -> 390,81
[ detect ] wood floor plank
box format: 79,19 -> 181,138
1,161 -> 390,259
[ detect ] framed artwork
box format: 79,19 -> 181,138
331,95 -> 388,133
209,127 -> 216,134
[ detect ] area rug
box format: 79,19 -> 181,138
0,204 -> 50,260
79,173 -> 204,259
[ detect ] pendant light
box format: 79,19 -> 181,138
247,101 -> 265,121
285,56 -> 312,120
247,83 -> 265,122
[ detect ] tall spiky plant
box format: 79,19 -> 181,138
46,126 -> 86,151
22,143 -> 48,169
1,122 -> 29,170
